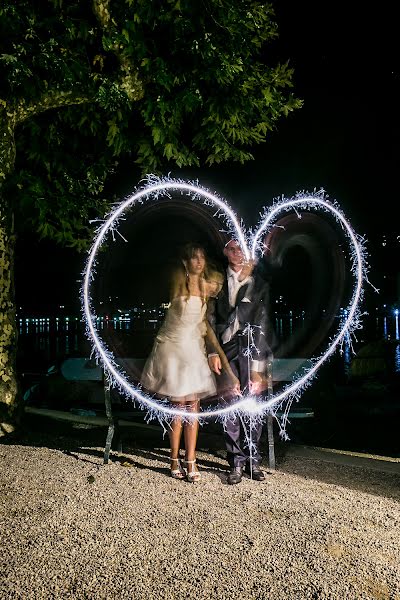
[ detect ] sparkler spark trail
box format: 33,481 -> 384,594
82,177 -> 366,431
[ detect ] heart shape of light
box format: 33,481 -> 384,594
82,176 -> 365,424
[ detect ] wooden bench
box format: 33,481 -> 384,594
26,357 -> 314,467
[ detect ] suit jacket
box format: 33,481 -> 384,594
208,266 -> 275,371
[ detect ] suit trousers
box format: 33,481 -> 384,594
222,335 -> 263,468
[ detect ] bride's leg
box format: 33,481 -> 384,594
183,394 -> 200,477
169,398 -> 185,475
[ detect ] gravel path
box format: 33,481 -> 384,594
1,424 -> 399,600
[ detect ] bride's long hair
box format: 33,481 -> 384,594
180,243 -> 208,304
180,243 -> 225,303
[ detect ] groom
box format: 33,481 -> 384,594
208,240 -> 274,485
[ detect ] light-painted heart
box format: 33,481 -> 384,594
82,176 -> 365,424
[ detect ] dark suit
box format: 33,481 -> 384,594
209,266 -> 274,468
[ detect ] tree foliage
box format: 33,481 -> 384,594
0,0 -> 301,247
1,0 -> 301,249
0,0 -> 302,426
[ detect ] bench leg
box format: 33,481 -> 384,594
267,414 -> 275,472
104,378 -> 114,464
266,363 -> 275,471
104,421 -> 114,465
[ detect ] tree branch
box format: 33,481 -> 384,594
14,90 -> 94,125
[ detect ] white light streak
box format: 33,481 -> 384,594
82,178 -> 366,428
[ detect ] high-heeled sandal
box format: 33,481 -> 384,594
170,457 -> 185,480
184,459 -> 200,483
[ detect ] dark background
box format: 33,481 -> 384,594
15,1 -> 400,314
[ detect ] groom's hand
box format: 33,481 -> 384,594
208,354 -> 222,375
249,371 -> 264,395
231,377 -> 242,396
238,259 -> 255,281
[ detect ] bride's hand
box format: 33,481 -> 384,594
231,376 -> 242,396
249,371 -> 265,395
208,354 -> 222,375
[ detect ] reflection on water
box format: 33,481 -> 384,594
342,341 -> 352,377
18,318 -> 84,373
395,345 -> 400,373
17,314 -> 400,376
274,313 -> 298,339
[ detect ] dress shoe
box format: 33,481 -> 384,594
227,466 -> 243,485
246,464 -> 266,481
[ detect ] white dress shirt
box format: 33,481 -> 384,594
221,267 -> 252,344
209,267 -> 267,373
226,267 -> 251,307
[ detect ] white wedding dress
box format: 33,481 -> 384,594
140,296 -> 217,398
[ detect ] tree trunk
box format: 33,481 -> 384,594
0,107 -> 18,435
0,95 -> 95,434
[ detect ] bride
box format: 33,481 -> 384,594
140,243 -> 239,482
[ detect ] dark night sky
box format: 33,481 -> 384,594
15,1 -> 400,313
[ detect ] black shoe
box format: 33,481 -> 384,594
246,464 -> 266,481
227,466 -> 243,485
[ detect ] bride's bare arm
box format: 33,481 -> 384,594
205,321 -> 240,389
